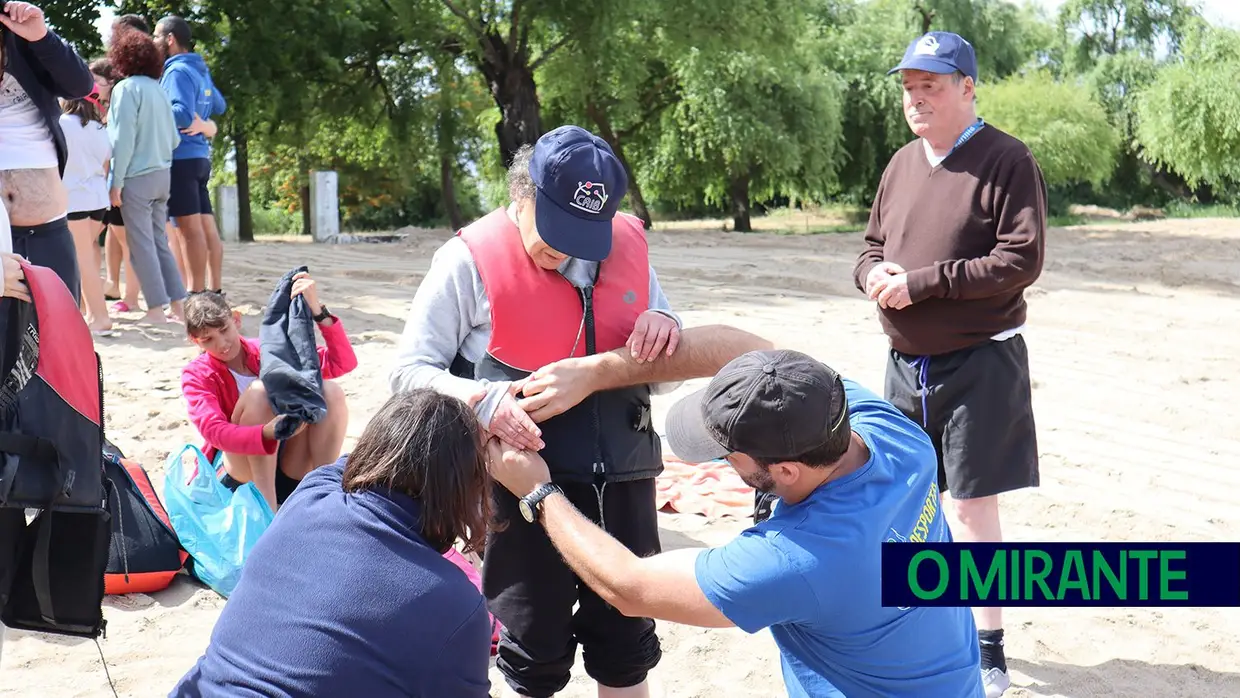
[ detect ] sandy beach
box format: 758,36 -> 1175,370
2,217 -> 1239,697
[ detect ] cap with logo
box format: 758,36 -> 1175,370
529,125 -> 628,262
665,349 -> 850,464
888,31 -> 978,83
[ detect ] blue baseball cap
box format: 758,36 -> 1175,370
529,125 -> 628,262
888,31 -> 978,82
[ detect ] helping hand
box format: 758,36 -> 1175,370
2,254 -> 31,303
261,414 -> 305,441
290,271 -> 323,316
0,3 -> 48,42
485,437 -> 551,500
486,384 -> 545,451
626,310 -> 680,363
109,187 -> 123,209
514,357 -> 596,424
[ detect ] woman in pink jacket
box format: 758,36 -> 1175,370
180,272 -> 357,510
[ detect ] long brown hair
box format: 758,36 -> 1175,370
343,388 -> 494,554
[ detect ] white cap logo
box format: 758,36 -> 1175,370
570,181 -> 608,215
914,35 -> 940,56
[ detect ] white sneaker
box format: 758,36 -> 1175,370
982,667 -> 1011,697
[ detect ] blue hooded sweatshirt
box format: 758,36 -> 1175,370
160,52 -> 227,161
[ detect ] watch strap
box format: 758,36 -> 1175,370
312,305 -> 331,322
524,483 -> 560,513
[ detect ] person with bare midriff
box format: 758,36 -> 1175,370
0,2 -> 95,300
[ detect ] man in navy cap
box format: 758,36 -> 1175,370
853,31 -> 1048,697
485,348 -> 986,698
390,125 -> 684,697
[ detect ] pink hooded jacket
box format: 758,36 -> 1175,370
180,317 -> 358,463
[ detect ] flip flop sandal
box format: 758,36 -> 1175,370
111,301 -> 131,313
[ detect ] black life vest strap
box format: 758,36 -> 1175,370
0,432 -> 64,626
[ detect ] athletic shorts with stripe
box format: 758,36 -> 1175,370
884,335 -> 1039,499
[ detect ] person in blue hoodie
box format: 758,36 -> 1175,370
154,15 -> 227,296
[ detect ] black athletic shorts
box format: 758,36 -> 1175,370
217,444 -> 300,506
483,478 -> 663,698
68,208 -> 106,223
168,157 -> 213,218
885,336 -> 1039,500
103,207 -> 123,227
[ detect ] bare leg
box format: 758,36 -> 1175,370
202,213 -> 224,291
176,214 -> 209,292
949,495 -> 1002,630
223,380 -> 280,512
599,684 -> 651,698
111,226 -> 141,308
68,218 -> 112,332
105,225 -> 122,297
167,221 -> 190,289
272,380 -> 349,480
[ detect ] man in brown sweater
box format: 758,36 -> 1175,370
852,31 -> 1047,698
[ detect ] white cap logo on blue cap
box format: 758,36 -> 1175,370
914,35 -> 940,56
570,181 -> 609,215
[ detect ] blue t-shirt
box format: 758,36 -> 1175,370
694,380 -> 983,698
171,458 -> 491,698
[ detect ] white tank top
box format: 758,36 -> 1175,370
0,74 -> 59,170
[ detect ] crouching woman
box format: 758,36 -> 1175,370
179,273 -> 356,511
171,388 -> 495,697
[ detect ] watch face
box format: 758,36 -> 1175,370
518,499 -> 535,523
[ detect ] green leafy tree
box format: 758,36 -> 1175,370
979,70 -> 1119,188
642,42 -> 845,232
1134,21 -> 1240,191
41,0 -> 102,55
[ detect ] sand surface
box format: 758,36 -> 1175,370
2,218 -> 1239,697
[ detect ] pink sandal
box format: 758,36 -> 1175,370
110,301 -> 131,313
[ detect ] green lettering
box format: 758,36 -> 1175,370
1010,546 -> 1019,601
1057,550 -> 1091,601
963,550 -> 1004,602
1023,550 -> 1055,600
1130,550 -> 1158,600
1159,550 -> 1188,601
1092,550 -> 1126,600
909,550 -> 949,600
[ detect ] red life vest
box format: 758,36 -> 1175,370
454,207 -> 662,484
0,263 -> 108,639
458,207 -> 650,372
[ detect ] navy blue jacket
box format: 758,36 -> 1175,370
170,459 -> 492,697
259,266 -> 327,439
4,29 -> 95,177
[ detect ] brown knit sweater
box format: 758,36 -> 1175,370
852,124 -> 1048,356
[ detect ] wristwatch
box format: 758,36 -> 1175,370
519,483 -> 561,523
312,305 -> 332,323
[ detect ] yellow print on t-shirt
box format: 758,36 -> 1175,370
908,481 -> 939,543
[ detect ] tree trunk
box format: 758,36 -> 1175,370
475,31 -> 543,168
913,1 -> 935,34
437,55 -> 465,230
729,175 -> 752,233
300,184 -> 312,236
585,101 -> 653,229
235,129 -> 254,242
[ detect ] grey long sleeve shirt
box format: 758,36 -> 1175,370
390,235 -> 683,428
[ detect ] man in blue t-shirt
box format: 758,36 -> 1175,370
488,349 -> 984,697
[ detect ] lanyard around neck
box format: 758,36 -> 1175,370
949,118 -> 985,156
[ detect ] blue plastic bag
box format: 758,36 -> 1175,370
162,444 -> 274,598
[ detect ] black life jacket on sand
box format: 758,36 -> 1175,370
0,262 -> 108,639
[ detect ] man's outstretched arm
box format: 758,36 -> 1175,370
518,324 -> 775,422
486,441 -> 735,628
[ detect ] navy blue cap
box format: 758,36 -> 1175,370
529,125 -> 628,262
888,31 -> 978,82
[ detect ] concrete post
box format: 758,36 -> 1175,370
309,171 -> 340,242
216,185 -> 239,242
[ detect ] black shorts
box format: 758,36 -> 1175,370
483,478 -> 663,697
217,445 -> 300,506
168,157 -> 213,218
885,336 -> 1039,499
68,208 -> 106,223
103,207 -> 123,228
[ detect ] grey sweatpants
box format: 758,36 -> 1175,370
120,168 -> 186,308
